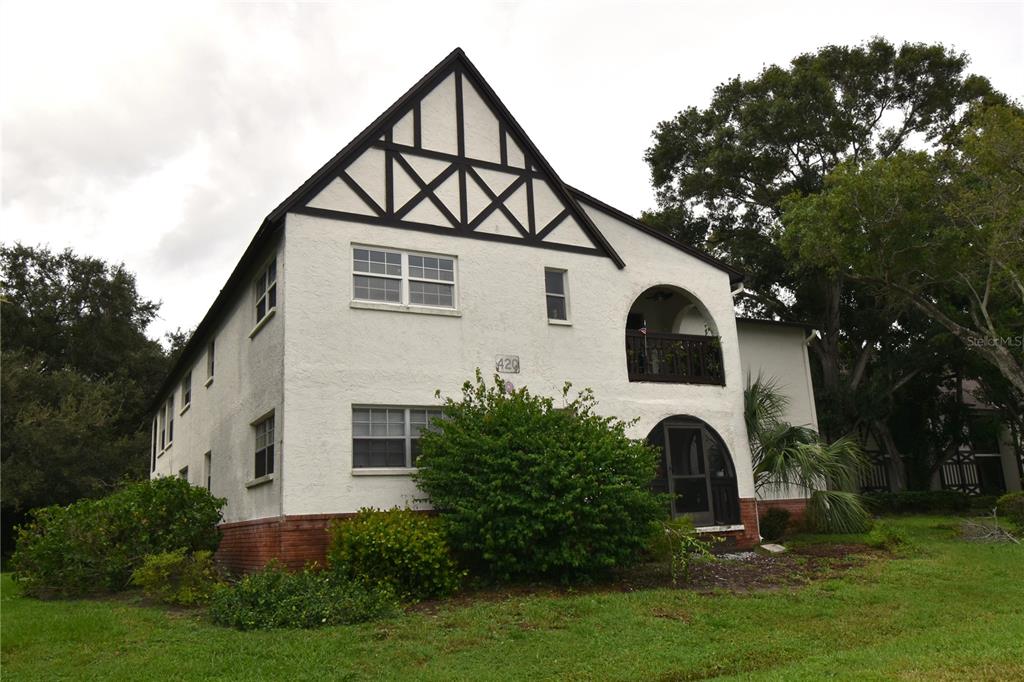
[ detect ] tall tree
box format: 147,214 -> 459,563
644,38 -> 1004,454
781,106 -> 1024,396
1,245 -> 169,552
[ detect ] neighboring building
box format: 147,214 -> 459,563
149,49 -> 819,572
858,380 -> 1023,497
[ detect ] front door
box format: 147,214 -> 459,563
665,425 -> 714,526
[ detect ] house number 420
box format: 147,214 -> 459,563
495,355 -> 520,374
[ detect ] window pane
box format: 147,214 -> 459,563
546,294 -> 567,320
257,296 -> 266,320
409,281 -> 454,307
355,248 -> 399,276
268,283 -> 277,308
266,444 -> 275,475
544,269 -> 565,295
409,255 -> 453,282
267,259 -> 276,284
354,275 -> 401,303
353,439 -> 406,467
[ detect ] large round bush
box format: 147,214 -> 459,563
414,372 -> 665,582
12,477 -> 225,597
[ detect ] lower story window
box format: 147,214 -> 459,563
352,406 -> 442,468
254,414 -> 275,478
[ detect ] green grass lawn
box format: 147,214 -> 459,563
2,516 -> 1022,681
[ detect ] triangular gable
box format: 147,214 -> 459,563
284,48 -> 624,267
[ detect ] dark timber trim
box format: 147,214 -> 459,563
151,48 -> 737,409
292,205 -> 607,258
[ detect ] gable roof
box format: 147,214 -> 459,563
274,47 -> 625,265
151,48 -> 743,408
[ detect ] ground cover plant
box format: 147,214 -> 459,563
3,516 -> 1022,680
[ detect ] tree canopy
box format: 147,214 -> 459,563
782,105 -> 1024,396
644,38 -> 1015,483
1,245 -> 169,519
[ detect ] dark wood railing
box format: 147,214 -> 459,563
625,331 -> 725,385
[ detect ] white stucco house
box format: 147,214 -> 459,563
149,49 -> 818,572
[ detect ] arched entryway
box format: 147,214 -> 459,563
648,416 -> 740,526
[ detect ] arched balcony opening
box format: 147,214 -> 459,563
648,416 -> 740,526
625,286 -> 724,385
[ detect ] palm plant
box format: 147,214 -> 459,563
745,375 -> 871,533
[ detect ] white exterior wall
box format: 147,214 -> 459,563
150,239 -> 286,523
736,322 -> 818,431
736,321 -> 819,501
280,205 -> 756,517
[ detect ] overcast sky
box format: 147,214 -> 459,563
2,1 -> 1021,341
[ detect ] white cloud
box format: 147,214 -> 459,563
2,0 -> 1020,340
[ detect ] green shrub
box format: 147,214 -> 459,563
645,517 -> 696,562
759,507 -> 791,542
327,508 -> 462,601
12,477 -> 225,597
969,495 -> 1001,513
866,522 -> 908,551
863,491 -> 971,515
414,373 -> 666,582
662,520 -> 717,585
996,492 -> 1024,531
208,563 -> 399,630
131,549 -> 221,606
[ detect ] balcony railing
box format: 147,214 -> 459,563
625,331 -> 725,385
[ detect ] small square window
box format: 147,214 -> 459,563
181,371 -> 192,408
255,258 -> 277,325
544,268 -> 569,321
254,414 -> 275,479
207,339 -> 215,381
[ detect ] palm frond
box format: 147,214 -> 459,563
806,490 -> 872,534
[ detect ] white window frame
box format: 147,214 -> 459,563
159,405 -> 166,451
254,257 -> 277,327
351,245 -> 458,310
351,405 -> 443,470
205,338 -> 215,386
544,267 -> 570,323
151,417 -> 158,469
165,394 -> 174,447
252,413 -> 275,481
181,370 -> 192,412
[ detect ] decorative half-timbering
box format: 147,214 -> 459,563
291,49 -> 624,265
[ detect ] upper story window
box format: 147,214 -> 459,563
181,371 -> 192,410
159,405 -> 167,450
166,394 -> 174,446
352,247 -> 456,308
151,417 -> 158,470
254,414 -> 275,479
352,406 -> 443,469
255,258 -> 277,324
544,268 -> 569,321
206,339 -> 215,383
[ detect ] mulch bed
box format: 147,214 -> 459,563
410,543 -> 884,613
